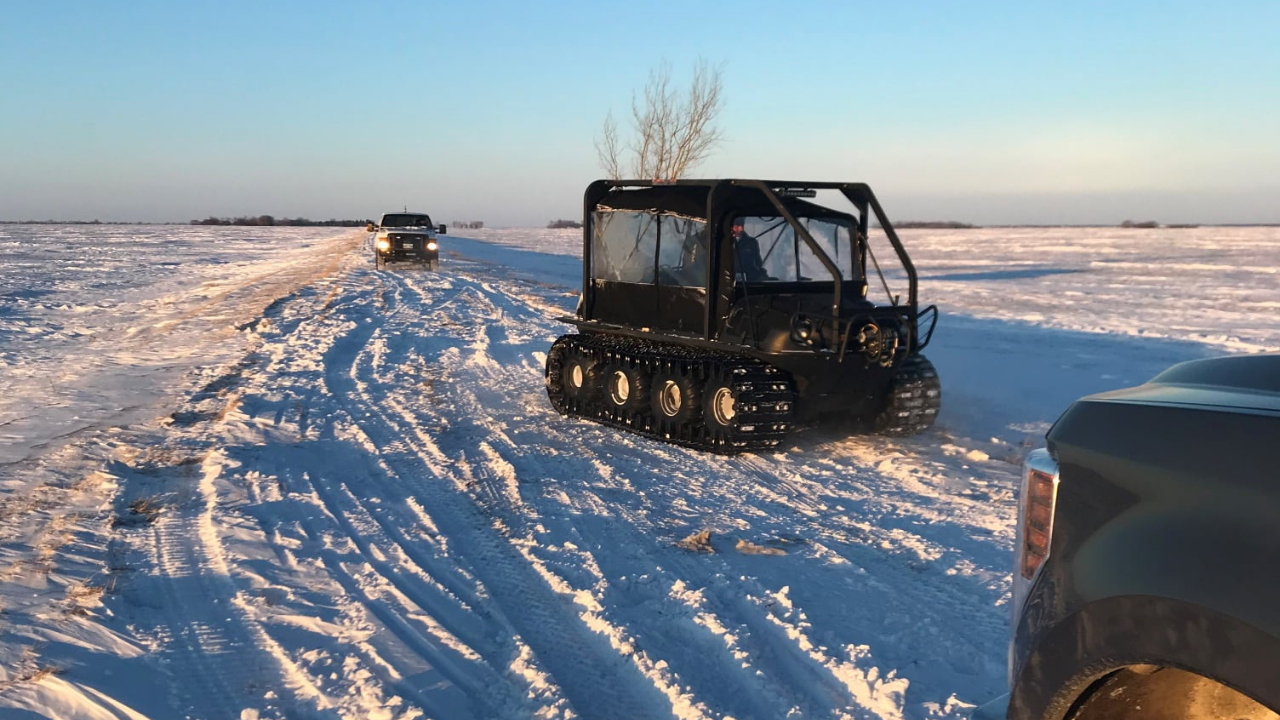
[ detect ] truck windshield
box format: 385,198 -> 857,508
381,214 -> 432,228
734,216 -> 856,283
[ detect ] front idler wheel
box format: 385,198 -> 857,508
544,338 -> 572,414
562,353 -> 600,403
546,338 -> 599,415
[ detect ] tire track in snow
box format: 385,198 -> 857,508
322,269 -> 678,720
139,450 -> 321,720
381,265 -> 1007,718
412,330 -> 891,719
234,266 -> 579,717
234,270 -> 553,719
368,271 -> 872,718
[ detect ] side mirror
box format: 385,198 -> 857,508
366,223 -> 376,232
437,224 -> 447,235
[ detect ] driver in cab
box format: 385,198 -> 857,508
732,219 -> 770,282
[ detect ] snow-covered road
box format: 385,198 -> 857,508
2,224 -> 1276,719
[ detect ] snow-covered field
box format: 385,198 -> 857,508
1,223 -> 1276,720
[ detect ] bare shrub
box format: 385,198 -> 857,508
597,59 -> 726,181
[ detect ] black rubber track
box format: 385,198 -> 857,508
546,333 -> 796,454
873,353 -> 941,435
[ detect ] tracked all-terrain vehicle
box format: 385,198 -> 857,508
544,179 -> 941,453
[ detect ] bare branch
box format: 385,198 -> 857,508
595,110 -> 621,180
669,59 -> 726,179
596,59 -> 725,181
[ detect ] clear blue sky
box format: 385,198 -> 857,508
3,1 -> 1277,225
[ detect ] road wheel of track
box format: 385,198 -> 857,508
604,364 -> 650,412
701,369 -> 739,446
650,370 -> 701,430
873,354 -> 941,436
562,349 -> 600,404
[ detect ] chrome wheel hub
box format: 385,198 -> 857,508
658,380 -> 682,417
609,370 -> 630,405
711,386 -> 736,425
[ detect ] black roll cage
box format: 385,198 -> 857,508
581,179 -> 924,347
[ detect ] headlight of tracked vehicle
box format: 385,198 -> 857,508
376,239 -> 391,251
789,315 -> 815,346
427,240 -> 438,250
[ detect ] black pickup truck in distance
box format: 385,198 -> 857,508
975,353 -> 1280,720
370,212 -> 446,270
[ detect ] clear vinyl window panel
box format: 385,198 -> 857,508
656,215 -> 708,288
592,210 -> 658,283
735,216 -> 855,283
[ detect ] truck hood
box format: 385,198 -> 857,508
1085,353 -> 1280,415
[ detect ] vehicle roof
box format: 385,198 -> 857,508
597,184 -> 852,221
603,178 -> 873,190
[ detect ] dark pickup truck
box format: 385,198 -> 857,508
370,212 -> 446,270
976,353 -> 1280,720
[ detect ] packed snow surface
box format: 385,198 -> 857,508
2,223 -> 1276,720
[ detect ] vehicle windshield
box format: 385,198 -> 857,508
734,216 -> 857,283
381,214 -> 433,228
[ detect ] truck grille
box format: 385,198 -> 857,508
390,234 -> 422,248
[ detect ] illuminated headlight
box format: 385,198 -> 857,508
427,240 -> 438,251
376,239 -> 391,250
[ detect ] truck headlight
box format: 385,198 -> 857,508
1010,448 -> 1059,685
427,240 -> 438,251
376,239 -> 391,251
1018,449 -> 1060,582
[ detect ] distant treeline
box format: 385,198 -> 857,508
895,221 -> 978,229
0,219 -> 152,225
1119,220 -> 1200,229
190,215 -> 370,227
452,221 -> 485,229
547,219 -> 583,229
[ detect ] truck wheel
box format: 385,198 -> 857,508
429,260 -> 439,271
604,364 -> 649,411
873,354 -> 941,436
